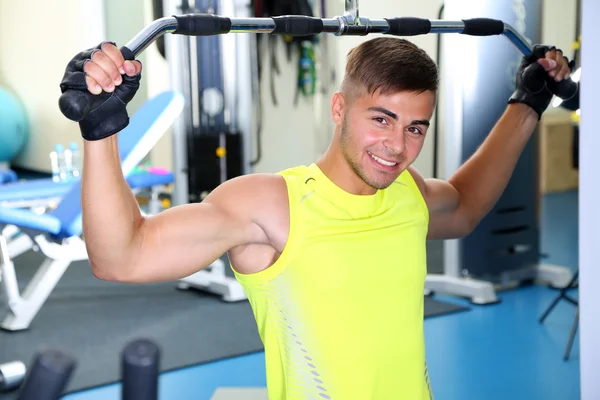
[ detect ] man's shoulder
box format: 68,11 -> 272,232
227,163 -> 311,187
402,165 -> 426,196
276,164 -> 314,179
214,164 -> 314,211
220,172 -> 286,197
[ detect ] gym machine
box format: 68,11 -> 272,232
59,0 -> 578,305
425,0 -> 576,304
158,0 -> 259,302
160,0 -> 258,206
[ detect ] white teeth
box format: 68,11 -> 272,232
369,152 -> 397,167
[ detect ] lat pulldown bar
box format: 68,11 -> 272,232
59,0 -> 578,122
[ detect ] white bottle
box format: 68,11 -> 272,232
64,146 -> 73,181
54,144 -> 67,182
69,142 -> 81,179
49,149 -> 60,183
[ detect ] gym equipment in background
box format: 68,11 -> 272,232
0,91 -> 184,331
158,0 -> 258,206
177,256 -> 248,302
539,269 -> 579,360
0,169 -> 174,212
157,0 -> 255,301
6,338 -> 158,400
428,0 -> 575,304
0,169 -> 18,184
59,1 -> 577,124
0,360 -> 26,393
16,349 -> 76,400
7,336 -> 268,400
58,0 -> 578,306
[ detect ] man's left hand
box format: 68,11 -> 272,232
538,46 -> 573,82
508,45 -> 575,118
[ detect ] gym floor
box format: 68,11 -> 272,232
62,190 -> 580,400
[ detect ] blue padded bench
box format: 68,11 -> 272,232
0,171 -> 174,209
0,169 -> 17,184
0,178 -> 71,203
0,90 -> 184,331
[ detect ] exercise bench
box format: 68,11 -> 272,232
0,91 -> 184,331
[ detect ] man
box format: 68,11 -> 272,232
60,37 -> 572,399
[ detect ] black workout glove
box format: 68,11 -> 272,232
508,45 -> 575,119
59,42 -> 141,141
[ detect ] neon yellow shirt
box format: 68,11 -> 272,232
234,163 -> 433,399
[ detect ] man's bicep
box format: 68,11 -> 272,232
125,174 -> 275,283
407,167 -> 470,239
423,178 -> 461,215
422,178 -> 472,240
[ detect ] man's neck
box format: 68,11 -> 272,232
316,149 -> 377,196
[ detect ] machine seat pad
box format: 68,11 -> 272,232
0,207 -> 61,234
128,171 -> 175,188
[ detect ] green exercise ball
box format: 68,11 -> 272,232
0,86 -> 29,163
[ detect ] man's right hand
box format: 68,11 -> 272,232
59,42 -> 143,141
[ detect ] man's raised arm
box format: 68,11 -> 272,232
410,46 -> 573,240
61,42 -> 272,283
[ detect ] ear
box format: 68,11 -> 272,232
331,91 -> 345,126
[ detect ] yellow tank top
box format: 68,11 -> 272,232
233,163 -> 432,400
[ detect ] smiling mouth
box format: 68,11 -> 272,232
367,151 -> 399,167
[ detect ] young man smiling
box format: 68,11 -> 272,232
61,36 -> 572,399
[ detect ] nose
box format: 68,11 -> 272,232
382,131 -> 406,156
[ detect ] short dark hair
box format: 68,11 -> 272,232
341,37 -> 439,98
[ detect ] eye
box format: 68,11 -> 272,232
372,116 -> 388,125
407,126 -> 423,135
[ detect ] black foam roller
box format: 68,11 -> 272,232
121,338 -> 160,400
17,349 -> 76,400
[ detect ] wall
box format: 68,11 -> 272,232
250,29 -> 328,174
542,0 -> 578,68
104,0 -> 149,115
0,0 -> 106,171
0,0 -> 150,172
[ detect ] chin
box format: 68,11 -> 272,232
361,167 -> 403,190
366,178 -> 397,190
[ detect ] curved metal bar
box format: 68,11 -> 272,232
125,15 -> 533,58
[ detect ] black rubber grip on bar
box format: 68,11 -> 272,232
173,14 -> 232,36
272,16 -> 324,36
547,77 -> 578,100
461,18 -> 505,36
522,62 -> 579,100
384,18 -> 431,36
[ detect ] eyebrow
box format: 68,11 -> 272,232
367,107 -> 430,127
